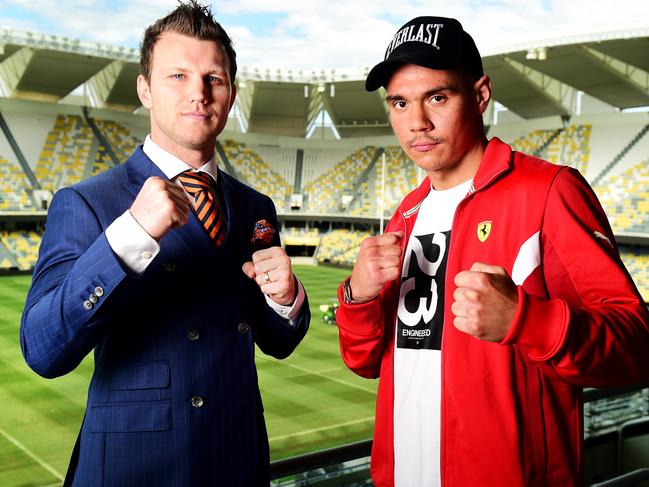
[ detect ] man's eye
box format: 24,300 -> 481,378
430,95 -> 446,103
172,74 -> 184,80
393,101 -> 407,109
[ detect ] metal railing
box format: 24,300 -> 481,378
269,382 -> 649,485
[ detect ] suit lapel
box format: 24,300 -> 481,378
123,147 -> 216,257
218,167 -> 248,258
123,147 -> 165,198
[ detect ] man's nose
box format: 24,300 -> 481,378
188,77 -> 209,104
409,104 -> 433,132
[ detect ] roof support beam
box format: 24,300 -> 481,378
501,56 -> 575,116
0,46 -> 34,97
580,45 -> 649,97
233,80 -> 254,131
85,60 -> 124,108
305,84 -> 341,138
306,85 -> 323,125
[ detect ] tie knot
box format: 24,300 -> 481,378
177,171 -> 213,196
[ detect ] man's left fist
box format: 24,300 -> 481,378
452,262 -> 518,342
242,247 -> 296,306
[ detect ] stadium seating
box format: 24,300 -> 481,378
301,147 -> 356,187
247,143 -> 297,190
0,239 -> 18,269
303,147 -> 376,214
594,160 -> 649,233
0,230 -> 41,270
35,114 -> 94,191
348,179 -> 373,217
543,125 -> 591,174
281,227 -> 321,246
350,146 -> 418,217
221,139 -> 292,210
91,119 -> 142,175
0,156 -> 33,210
510,124 -> 592,174
510,129 -> 556,156
315,229 -> 372,266
34,114 -> 142,190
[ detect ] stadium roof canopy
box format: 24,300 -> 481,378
1,27 -> 648,137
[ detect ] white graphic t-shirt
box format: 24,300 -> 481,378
394,179 -> 472,487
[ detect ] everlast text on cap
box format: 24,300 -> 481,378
365,16 -> 483,92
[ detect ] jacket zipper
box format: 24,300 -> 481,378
440,168 -> 508,485
390,166 -> 508,485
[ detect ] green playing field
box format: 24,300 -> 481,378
0,265 -> 376,486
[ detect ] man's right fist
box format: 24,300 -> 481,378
130,177 -> 191,241
349,231 -> 403,303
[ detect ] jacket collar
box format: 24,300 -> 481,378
471,137 -> 512,193
398,137 -> 512,216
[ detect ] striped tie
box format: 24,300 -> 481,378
177,171 -> 225,247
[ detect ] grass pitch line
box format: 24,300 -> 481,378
259,356 -> 376,394
270,416 -> 374,442
0,426 -> 64,482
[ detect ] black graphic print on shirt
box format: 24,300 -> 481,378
396,230 -> 450,350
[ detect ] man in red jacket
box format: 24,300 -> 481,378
336,15 -> 649,487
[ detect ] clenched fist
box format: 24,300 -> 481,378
349,232 -> 403,303
130,177 -> 191,241
452,262 -> 518,342
242,247 -> 297,306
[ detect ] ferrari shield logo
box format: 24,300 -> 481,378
477,221 -> 492,242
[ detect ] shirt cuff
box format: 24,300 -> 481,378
105,210 -> 160,274
264,278 -> 306,327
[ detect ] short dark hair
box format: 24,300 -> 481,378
139,0 -> 237,83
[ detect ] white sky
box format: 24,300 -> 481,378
1,0 -> 648,70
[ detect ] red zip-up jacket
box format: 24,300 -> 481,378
336,138 -> 649,486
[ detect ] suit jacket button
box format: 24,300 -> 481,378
88,294 -> 98,304
163,263 -> 176,272
237,322 -> 249,334
94,287 -> 104,297
83,300 -> 93,310
187,329 -> 200,341
191,396 -> 204,408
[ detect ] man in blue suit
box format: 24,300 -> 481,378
20,2 -> 310,485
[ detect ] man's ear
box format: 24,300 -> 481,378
136,74 -> 153,109
474,75 -> 492,115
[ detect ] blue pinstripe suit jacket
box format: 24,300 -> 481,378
20,147 -> 310,486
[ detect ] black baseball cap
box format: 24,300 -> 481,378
365,16 -> 483,92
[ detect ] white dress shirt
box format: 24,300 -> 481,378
105,135 -> 305,325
